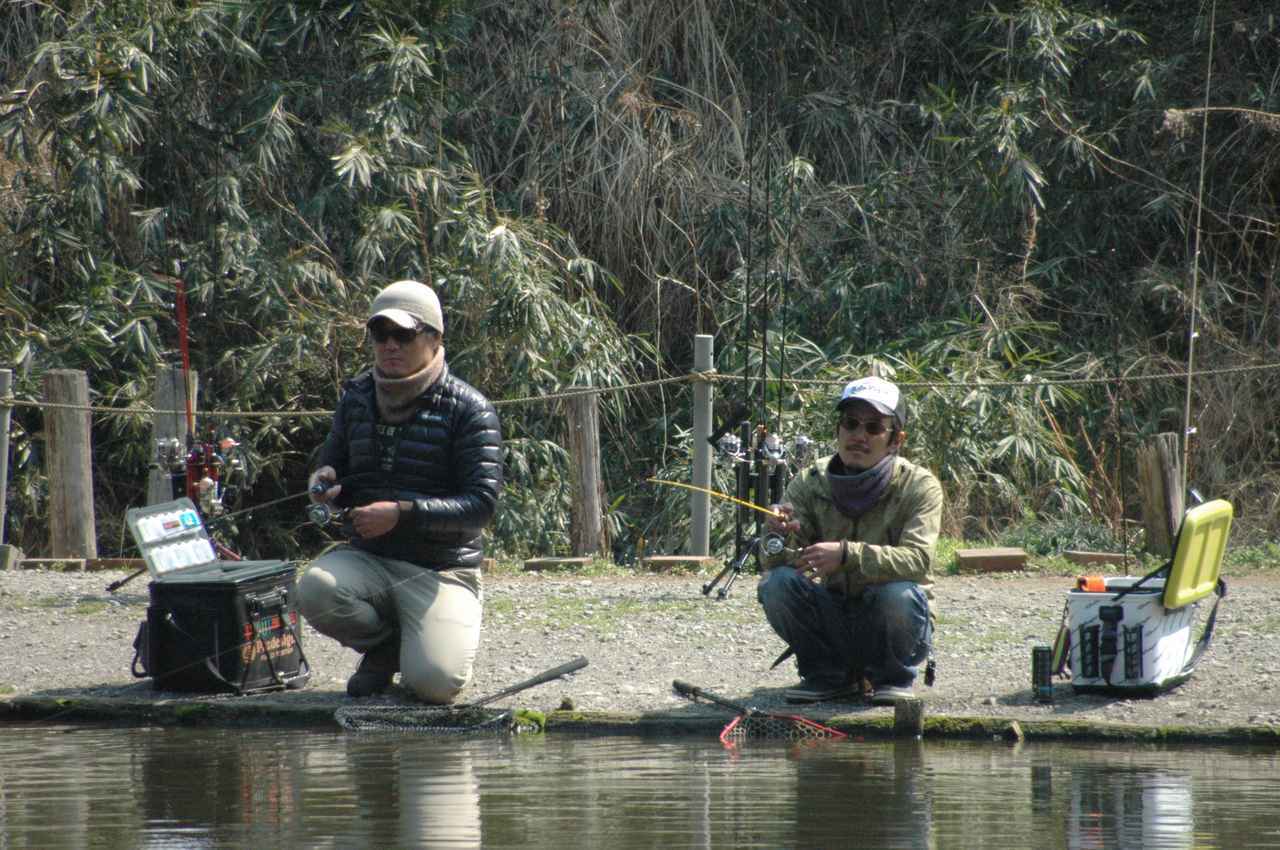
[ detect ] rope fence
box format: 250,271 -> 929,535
1,360 -> 1277,418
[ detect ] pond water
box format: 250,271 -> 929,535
2,723 -> 1278,849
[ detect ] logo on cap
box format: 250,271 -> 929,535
837,376 -> 904,424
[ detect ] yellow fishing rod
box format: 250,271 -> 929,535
646,478 -> 785,520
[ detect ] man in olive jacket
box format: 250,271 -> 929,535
760,376 -> 942,705
299,280 -> 502,702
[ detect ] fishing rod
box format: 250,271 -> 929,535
647,478 -> 785,521
650,476 -> 790,598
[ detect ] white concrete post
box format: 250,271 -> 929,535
690,335 -> 714,555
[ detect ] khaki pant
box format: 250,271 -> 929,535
296,546 -> 482,704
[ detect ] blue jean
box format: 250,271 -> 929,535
757,568 -> 931,688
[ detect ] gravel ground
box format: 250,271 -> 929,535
2,565 -> 1279,731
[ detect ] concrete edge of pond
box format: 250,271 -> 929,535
4,694 -> 1280,746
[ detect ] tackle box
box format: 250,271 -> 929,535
126,498 -> 310,694
1064,499 -> 1231,696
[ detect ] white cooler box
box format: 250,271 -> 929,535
1062,499 -> 1231,696
1067,577 -> 1204,694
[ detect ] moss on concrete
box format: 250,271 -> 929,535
3,694 -> 1278,745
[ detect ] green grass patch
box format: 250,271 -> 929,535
1223,542 -> 1280,573
174,703 -> 212,720
9,596 -> 114,615
0,683 -> 15,695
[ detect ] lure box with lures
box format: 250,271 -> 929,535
126,498 -> 310,694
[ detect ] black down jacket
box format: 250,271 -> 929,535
316,367 -> 502,570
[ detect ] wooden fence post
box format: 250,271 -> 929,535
148,365 -> 197,505
565,389 -> 606,557
0,369 -> 11,545
44,369 -> 97,558
1136,432 -> 1184,557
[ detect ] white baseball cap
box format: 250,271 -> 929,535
367,280 -> 443,333
836,376 -> 906,426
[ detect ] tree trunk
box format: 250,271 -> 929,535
148,366 -> 197,505
44,370 -> 97,558
564,391 -> 607,557
1136,432 -> 1183,557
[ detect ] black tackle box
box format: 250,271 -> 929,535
126,498 -> 310,694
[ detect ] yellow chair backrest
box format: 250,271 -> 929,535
1164,499 -> 1232,609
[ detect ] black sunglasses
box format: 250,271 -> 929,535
837,416 -> 891,436
368,323 -> 423,345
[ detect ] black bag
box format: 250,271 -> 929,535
131,559 -> 310,695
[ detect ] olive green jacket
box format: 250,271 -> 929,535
764,454 -> 943,599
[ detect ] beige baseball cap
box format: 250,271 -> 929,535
367,280 -> 443,333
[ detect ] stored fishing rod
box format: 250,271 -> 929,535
687,411 -> 812,599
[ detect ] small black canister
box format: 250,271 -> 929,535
1032,645 -> 1053,703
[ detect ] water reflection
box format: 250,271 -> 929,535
1,725 -> 1279,849
791,741 -> 931,849
1066,760 -> 1193,849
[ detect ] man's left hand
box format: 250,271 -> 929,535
348,501 -> 401,539
796,542 -> 843,581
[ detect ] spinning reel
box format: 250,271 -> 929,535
702,420 -> 814,599
152,429 -> 247,519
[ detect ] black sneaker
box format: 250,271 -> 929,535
346,635 -> 400,698
869,683 -> 914,706
784,677 -> 861,704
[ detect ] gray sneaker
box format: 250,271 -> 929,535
869,684 -> 914,706
784,678 -> 861,704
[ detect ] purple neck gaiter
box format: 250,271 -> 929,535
828,454 -> 895,519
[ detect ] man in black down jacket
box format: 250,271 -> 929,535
298,279 -> 503,701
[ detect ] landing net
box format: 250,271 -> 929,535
720,712 -> 848,746
334,705 -> 545,734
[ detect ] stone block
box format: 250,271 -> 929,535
955,547 -> 1027,573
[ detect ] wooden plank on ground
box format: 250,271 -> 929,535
639,556 -> 717,573
18,558 -> 88,571
522,557 -> 591,572
955,547 -> 1027,573
1063,551 -> 1132,567
85,558 -> 147,572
